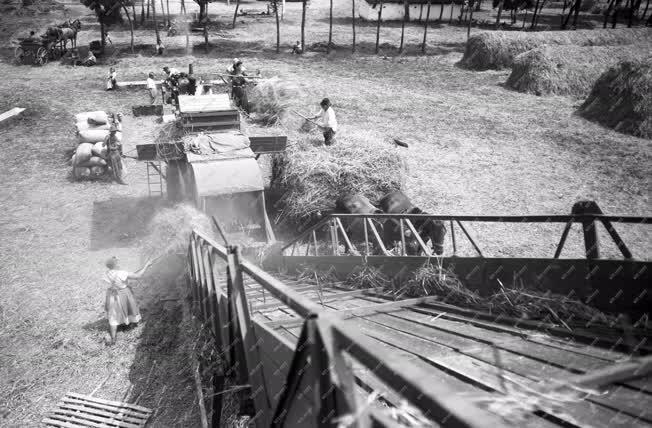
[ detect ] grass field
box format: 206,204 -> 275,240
0,0 -> 650,425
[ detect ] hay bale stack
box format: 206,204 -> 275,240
506,44 -> 649,97
459,28 -> 651,70
272,134 -> 407,225
578,59 -> 652,139
247,77 -> 300,125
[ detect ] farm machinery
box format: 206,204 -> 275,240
136,93 -> 287,247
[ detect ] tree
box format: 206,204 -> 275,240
328,0 -> 333,53
80,0 -> 123,47
302,0 -> 308,53
194,0 -> 216,22
351,0 -> 356,52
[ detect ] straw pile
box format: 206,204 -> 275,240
140,203 -> 213,260
459,28 -> 650,70
246,77 -> 300,125
506,44 -> 650,97
271,134 -> 407,225
578,59 -> 652,139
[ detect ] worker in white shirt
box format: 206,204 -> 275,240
310,98 -> 338,146
146,72 -> 157,104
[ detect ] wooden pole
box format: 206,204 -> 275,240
375,1 -> 383,54
422,0 -> 431,53
166,0 -> 171,26
328,0 -> 333,53
352,0 -> 356,52
232,0 -> 240,28
275,0 -> 281,53
302,0 -> 307,52
193,362 -> 209,428
399,0 -> 407,53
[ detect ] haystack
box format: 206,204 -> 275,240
459,28 -> 651,70
506,45 -> 649,97
247,77 -> 300,125
271,132 -> 407,225
579,59 -> 652,139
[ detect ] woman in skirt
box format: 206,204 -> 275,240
104,256 -> 153,345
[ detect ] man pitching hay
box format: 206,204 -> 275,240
103,256 -> 154,345
309,98 -> 338,146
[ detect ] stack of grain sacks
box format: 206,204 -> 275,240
71,111 -> 122,180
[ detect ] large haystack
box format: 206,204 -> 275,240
271,132 -> 407,225
578,59 -> 652,139
459,28 -> 651,71
506,44 -> 649,97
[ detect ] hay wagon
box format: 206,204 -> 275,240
137,94 -> 287,247
14,37 -> 64,66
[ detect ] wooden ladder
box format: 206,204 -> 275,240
146,161 -> 165,198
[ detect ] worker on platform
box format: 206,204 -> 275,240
103,256 -> 154,345
106,115 -> 126,185
309,98 -> 338,146
227,58 -> 249,111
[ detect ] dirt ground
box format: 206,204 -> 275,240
0,0 -> 650,426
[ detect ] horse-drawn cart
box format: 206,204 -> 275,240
14,38 -> 61,66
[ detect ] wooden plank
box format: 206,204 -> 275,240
181,120 -> 240,128
57,402 -> 146,424
347,315 -> 644,428
0,107 -> 25,123
365,312 -> 652,423
66,393 -> 152,414
43,417 -> 82,428
48,410 -> 140,428
181,110 -> 238,118
61,397 -> 148,420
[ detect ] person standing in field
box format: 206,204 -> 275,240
310,98 -> 338,146
146,72 -> 157,104
106,67 -> 117,91
103,256 -> 154,345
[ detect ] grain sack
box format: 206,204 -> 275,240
75,121 -> 110,132
87,116 -> 108,126
75,143 -> 94,165
73,166 -> 91,179
74,110 -> 108,124
81,156 -> 108,167
91,141 -> 107,158
90,166 -> 106,177
78,129 -> 109,144
70,153 -> 76,165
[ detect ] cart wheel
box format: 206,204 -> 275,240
35,47 -> 49,66
14,47 -> 24,64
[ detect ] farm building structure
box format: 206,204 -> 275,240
358,0 -> 464,21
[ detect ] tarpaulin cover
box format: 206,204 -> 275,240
184,132 -> 254,163
190,158 -> 264,196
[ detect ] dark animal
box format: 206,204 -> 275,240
59,19 -> 81,51
334,194 -> 385,254
379,191 -> 446,255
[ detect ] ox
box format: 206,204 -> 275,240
379,191 -> 446,255
334,194 -> 385,255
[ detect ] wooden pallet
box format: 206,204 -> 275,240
43,392 -> 152,428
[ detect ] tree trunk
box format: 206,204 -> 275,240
146,0 -> 150,19
100,19 -> 105,47
495,0 -> 504,28
522,7 -> 527,28
643,0 -> 650,18
302,0 -> 307,52
438,2 -> 444,21
275,0 -> 280,53
121,4 -> 135,53
626,0 -> 635,26
572,0 -> 582,27
561,0 -> 574,28
531,0 -> 540,27
166,0 -> 170,26
560,0 -> 567,27
468,0 -> 475,36
351,0 -> 356,52
141,0 -> 145,25
328,0 -> 333,53
199,1 -> 208,23
422,0 -> 431,53
152,0 -> 160,43
375,1 -> 382,54
181,0 -> 186,14
232,0 -> 239,28
399,0 -> 407,52
131,3 -> 137,28
449,0 -> 455,23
